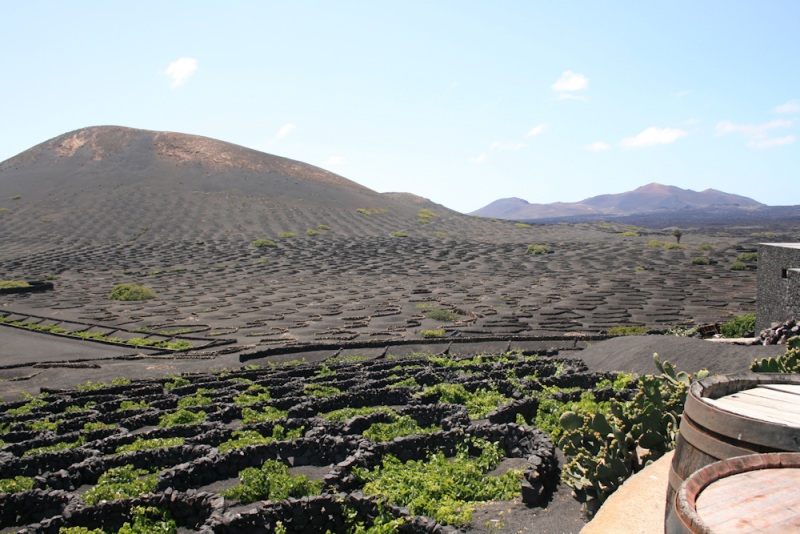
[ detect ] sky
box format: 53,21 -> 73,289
1,1 -> 798,213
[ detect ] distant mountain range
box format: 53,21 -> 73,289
471,183 -> 766,220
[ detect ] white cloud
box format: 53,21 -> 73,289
325,156 -> 346,166
471,153 -> 487,164
620,127 -> 687,148
749,136 -> 796,149
275,123 -> 296,139
490,141 -> 525,151
715,119 -> 794,149
165,57 -> 197,89
552,70 -> 588,93
525,124 -> 549,137
588,141 -> 611,152
775,100 -> 800,114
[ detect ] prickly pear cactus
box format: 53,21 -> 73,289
558,354 -> 707,512
751,336 -> 800,373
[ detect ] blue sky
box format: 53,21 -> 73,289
1,1 -> 798,213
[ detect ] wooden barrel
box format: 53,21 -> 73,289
666,373 -> 800,518
666,452 -> 800,533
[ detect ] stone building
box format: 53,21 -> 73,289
757,243 -> 800,331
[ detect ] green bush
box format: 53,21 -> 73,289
317,225 -> 331,231
109,284 -> 156,301
218,425 -> 304,453
424,309 -> 461,322
737,252 -> 758,262
354,438 -> 521,526
729,261 -> 747,271
526,244 -> 550,255
241,406 -> 288,425
418,209 -> 439,219
251,239 -> 277,248
0,280 -> 30,289
696,243 -> 714,252
221,459 -> 322,503
304,384 -> 342,397
607,325 -> 648,336
691,256 -> 710,265
363,414 -> 440,442
279,232 -> 296,239
720,313 -> 756,338
306,229 -> 319,236
158,409 -> 206,427
115,437 -> 184,454
619,231 -> 639,237
118,506 -> 177,534
421,328 -> 446,338
390,231 -> 408,237
83,465 -> 157,505
416,383 -> 509,419
0,476 -> 35,493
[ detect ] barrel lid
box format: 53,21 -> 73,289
685,374 -> 800,451
702,384 -> 800,428
677,453 -> 800,533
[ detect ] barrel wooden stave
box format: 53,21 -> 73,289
665,373 -> 800,523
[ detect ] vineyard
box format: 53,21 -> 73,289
0,350 -> 630,533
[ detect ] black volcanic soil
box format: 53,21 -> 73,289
1,126 -> 798,533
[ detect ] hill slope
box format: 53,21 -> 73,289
471,183 -> 765,220
0,126 -> 457,245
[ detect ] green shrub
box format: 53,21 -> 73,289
416,383 -> 509,419
424,309 -> 461,322
421,328 -> 446,338
317,225 -> 331,231
515,222 -> 531,228
218,425 -> 304,453
320,406 -> 393,422
526,244 -> 550,255
363,415 -> 440,442
0,476 -> 34,493
619,231 -> 639,237
304,384 -> 342,397
535,391 -> 609,442
24,438 -> 84,457
0,280 -> 30,289
354,437 -> 521,526
177,393 -> 211,408
233,385 -> 272,405
691,256 -> 710,265
119,399 -> 149,412
118,506 -> 177,534
158,409 -> 206,427
221,459 -> 322,504
696,243 -> 714,252
720,313 -> 756,338
109,284 -> 156,301
729,261 -> 747,271
607,325 -> 648,336
251,239 -> 277,248
737,252 -> 758,262
83,465 -> 157,505
115,437 -> 185,454
279,232 -> 295,239
164,376 -> 191,390
306,229 -> 320,236
418,209 -> 439,219
241,406 -> 288,425
390,231 -> 408,237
